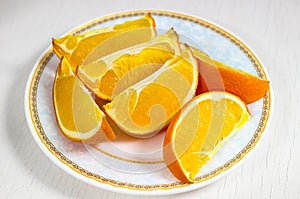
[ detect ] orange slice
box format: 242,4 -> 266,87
52,13 -> 156,71
77,29 -> 180,100
163,91 -> 250,182
103,46 -> 198,138
191,48 -> 269,104
53,57 -> 116,143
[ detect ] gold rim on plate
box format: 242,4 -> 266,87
27,10 -> 272,191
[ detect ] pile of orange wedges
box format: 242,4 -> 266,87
52,14 -> 269,183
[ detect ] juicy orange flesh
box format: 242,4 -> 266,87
53,58 -> 103,135
174,98 -> 246,180
78,46 -> 177,100
154,55 -> 196,103
110,48 -> 174,78
54,76 -> 77,131
104,47 -> 198,136
53,30 -> 110,60
77,29 -> 180,100
158,55 -> 195,85
129,83 -> 181,127
69,31 -> 118,70
101,47 -> 175,98
52,14 -> 156,71
83,27 -> 156,64
72,78 -> 102,133
113,13 -> 154,30
55,75 -> 103,134
106,82 -> 182,135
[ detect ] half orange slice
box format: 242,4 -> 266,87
163,91 -> 250,182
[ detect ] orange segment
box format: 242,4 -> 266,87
77,29 -> 180,100
191,48 -> 269,104
103,46 -> 198,138
52,13 -> 156,71
53,57 -> 116,143
163,92 -> 250,182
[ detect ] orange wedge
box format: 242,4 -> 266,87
103,46 -> 198,138
52,13 -> 156,71
163,91 -> 250,182
191,48 -> 269,104
77,29 -> 180,101
53,57 -> 116,143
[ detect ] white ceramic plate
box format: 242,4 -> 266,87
24,10 -> 272,195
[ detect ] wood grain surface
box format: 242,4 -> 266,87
0,0 -> 299,198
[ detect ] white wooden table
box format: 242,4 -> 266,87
1,0 -> 299,198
